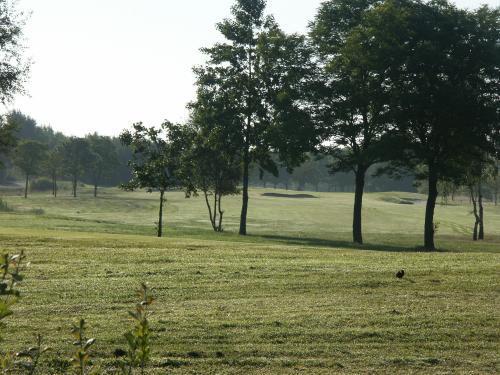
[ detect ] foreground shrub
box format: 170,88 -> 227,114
0,251 -> 26,370
15,334 -> 51,375
119,283 -> 155,374
71,319 -> 96,375
0,252 -> 158,374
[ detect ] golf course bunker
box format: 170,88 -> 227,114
262,192 -> 318,199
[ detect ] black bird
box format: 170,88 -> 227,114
396,269 -> 405,279
113,348 -> 127,358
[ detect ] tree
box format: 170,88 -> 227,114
120,122 -> 186,238
86,134 -> 119,197
60,138 -> 93,198
7,111 -> 66,147
353,0 -> 499,250
0,115 -> 17,169
12,140 -> 47,198
466,166 -> 485,242
0,0 -> 29,104
492,122 -> 500,206
181,122 -> 241,233
193,0 -> 317,235
463,155 -> 498,241
310,0 -> 392,244
44,147 -> 63,197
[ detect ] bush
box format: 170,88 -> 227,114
30,178 -> 53,192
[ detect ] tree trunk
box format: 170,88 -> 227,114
217,194 -> 224,232
478,182 -> 484,240
495,160 -> 499,206
470,185 -> 479,241
73,176 -> 77,198
24,173 -> 29,199
424,166 -> 438,250
239,147 -> 250,236
203,191 -> 216,231
353,166 -> 367,244
52,173 -> 57,197
94,183 -> 98,198
158,189 -> 165,237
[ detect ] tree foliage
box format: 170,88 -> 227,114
12,140 -> 47,198
0,0 -> 29,103
310,0 -> 391,244
181,121 -> 241,232
193,0 -> 317,235
60,138 -> 93,198
120,122 -> 188,237
86,133 -> 119,197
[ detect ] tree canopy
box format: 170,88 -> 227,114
193,0 -> 318,235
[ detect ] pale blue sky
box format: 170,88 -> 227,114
6,0 -> 499,136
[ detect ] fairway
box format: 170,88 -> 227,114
1,187 -> 500,250
0,188 -> 498,373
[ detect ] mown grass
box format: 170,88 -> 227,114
0,187 -> 498,373
1,186 -> 499,250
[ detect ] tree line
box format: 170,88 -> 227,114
0,111 -> 133,198
0,111 -> 426,197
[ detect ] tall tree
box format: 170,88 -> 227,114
181,121 -> 241,233
60,138 -> 93,198
120,122 -> 187,238
0,0 -> 29,104
44,147 -> 63,197
12,140 -> 47,198
193,0 -> 316,235
360,0 -> 499,249
86,134 -> 119,197
310,0 -> 389,244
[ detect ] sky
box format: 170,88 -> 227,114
6,0 -> 499,137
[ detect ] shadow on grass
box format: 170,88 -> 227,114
253,233 -> 447,253
252,234 -> 418,252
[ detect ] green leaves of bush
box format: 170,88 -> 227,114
0,251 -> 25,339
71,319 -> 96,375
119,283 -> 155,375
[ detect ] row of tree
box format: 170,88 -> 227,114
0,111 -> 135,195
120,0 -> 499,250
1,110 -> 426,195
13,134 -> 119,198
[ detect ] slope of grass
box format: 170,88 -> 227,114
0,187 -> 498,373
1,228 -> 498,374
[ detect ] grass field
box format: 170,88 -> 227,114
0,187 -> 499,373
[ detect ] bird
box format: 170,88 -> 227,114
396,269 -> 405,279
113,348 -> 127,358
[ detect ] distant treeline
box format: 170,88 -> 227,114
0,111 -> 132,190
0,110 -> 419,194
251,159 -> 417,194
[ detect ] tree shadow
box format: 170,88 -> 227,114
254,233 -> 443,253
